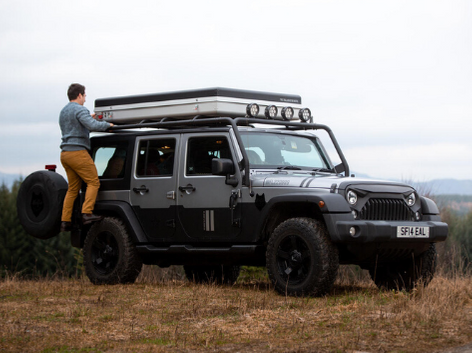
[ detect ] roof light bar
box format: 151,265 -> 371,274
281,106 -> 294,121
246,103 -> 260,118
298,108 -> 311,122
264,105 -> 278,119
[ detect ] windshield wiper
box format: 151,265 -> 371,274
277,166 -> 302,171
312,167 -> 335,173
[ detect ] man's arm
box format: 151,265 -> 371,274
77,107 -> 113,131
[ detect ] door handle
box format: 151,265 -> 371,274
179,185 -> 196,194
133,185 -> 149,194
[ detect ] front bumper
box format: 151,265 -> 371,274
323,213 -> 448,243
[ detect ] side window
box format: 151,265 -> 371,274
186,136 -> 231,175
93,143 -> 128,179
136,138 -> 175,177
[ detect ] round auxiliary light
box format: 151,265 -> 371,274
298,108 -> 312,122
281,106 -> 294,121
347,190 -> 358,205
246,103 -> 260,118
264,105 -> 278,119
406,192 -> 416,207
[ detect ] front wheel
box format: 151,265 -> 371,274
83,217 -> 142,285
266,218 -> 339,297
369,243 -> 437,291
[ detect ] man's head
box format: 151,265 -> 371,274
67,83 -> 86,105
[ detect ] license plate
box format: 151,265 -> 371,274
397,226 -> 430,238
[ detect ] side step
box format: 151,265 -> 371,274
136,244 -> 266,266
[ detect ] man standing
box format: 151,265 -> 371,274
59,83 -> 114,232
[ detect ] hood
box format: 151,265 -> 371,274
250,171 -> 414,192
251,172 -> 341,189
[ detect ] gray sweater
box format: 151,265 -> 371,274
59,102 -> 111,151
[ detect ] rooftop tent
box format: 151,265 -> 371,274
94,87 -> 307,124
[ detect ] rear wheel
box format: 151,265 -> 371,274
84,217 -> 142,285
369,244 -> 437,291
266,218 -> 339,297
184,265 -> 241,285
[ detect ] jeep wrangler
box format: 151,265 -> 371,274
17,88 -> 448,296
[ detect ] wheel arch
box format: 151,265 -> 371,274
256,193 -> 351,242
93,200 -> 147,243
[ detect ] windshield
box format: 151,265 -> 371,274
240,131 -> 330,170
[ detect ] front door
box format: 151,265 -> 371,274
130,135 -> 179,241
177,133 -> 242,240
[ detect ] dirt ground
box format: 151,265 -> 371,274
1,272 -> 472,352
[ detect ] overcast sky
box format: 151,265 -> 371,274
1,0 -> 470,182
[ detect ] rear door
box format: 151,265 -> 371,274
129,134 -> 179,241
176,132 -> 242,240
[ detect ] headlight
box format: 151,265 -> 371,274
264,105 -> 278,119
298,108 -> 311,122
347,190 -> 357,205
281,106 -> 294,120
406,192 -> 416,207
246,103 -> 259,118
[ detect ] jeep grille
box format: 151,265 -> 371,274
359,198 -> 414,221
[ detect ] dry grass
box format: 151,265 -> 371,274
1,267 -> 472,353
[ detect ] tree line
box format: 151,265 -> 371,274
1,180 -> 471,278
0,181 -> 79,277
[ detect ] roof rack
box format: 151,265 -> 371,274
94,87 -> 313,124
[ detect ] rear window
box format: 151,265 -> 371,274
93,142 -> 128,179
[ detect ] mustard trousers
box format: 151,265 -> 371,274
60,150 -> 100,222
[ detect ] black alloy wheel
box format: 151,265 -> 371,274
275,235 -> 312,286
90,231 -> 119,276
370,243 -> 437,291
84,217 -> 142,285
266,217 -> 339,297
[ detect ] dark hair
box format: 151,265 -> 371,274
67,83 -> 85,101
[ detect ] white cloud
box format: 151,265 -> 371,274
0,0 -> 471,182
0,122 -> 59,136
345,142 -> 472,181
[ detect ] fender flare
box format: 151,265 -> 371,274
94,200 -> 148,243
420,196 -> 440,215
253,192 -> 351,238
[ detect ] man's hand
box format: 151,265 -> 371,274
91,112 -> 96,119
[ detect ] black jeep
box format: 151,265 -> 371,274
17,88 -> 448,296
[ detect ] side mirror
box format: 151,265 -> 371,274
212,158 -> 238,187
212,158 -> 235,176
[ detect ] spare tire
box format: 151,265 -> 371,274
17,171 -> 68,239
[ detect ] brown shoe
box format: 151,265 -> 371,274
82,213 -> 104,225
60,221 -> 72,232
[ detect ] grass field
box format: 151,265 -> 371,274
1,266 -> 471,353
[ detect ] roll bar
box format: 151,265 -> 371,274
109,117 -> 350,186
